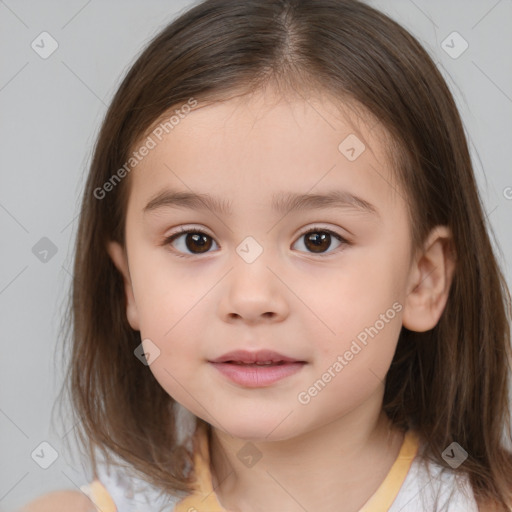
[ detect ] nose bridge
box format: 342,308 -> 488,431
219,232 -> 288,322
229,233 -> 278,289
235,234 -> 268,266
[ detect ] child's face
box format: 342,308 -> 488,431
109,88 -> 416,440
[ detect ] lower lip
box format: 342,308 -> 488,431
209,362 -> 306,387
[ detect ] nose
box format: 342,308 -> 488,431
217,252 -> 289,325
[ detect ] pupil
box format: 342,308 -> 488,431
306,232 -> 330,253
186,233 -> 212,253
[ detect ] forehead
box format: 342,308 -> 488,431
126,88 -> 403,219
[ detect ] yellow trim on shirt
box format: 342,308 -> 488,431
358,429 -> 420,512
81,479 -> 117,512
86,424 -> 420,512
175,424 -> 420,512
174,422 -> 227,511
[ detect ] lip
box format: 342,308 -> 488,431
209,349 -> 304,364
210,361 -> 306,388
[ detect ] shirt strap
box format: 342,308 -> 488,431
80,479 -> 118,512
174,421 -> 227,511
358,429 -> 420,512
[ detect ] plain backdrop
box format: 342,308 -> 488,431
1,0 -> 511,509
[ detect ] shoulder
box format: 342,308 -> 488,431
405,449 -> 512,512
19,479 -> 117,512
389,450 -> 480,511
18,491 -> 96,512
93,461 -> 186,511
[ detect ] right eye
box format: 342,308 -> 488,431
163,227 -> 219,258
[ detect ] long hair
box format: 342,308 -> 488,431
57,0 -> 512,508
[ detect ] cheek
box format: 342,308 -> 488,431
306,248 -> 404,372
137,310 -> 207,404
309,252 -> 401,328
297,306 -> 402,423
129,245 -> 206,331
128,248 -> 212,384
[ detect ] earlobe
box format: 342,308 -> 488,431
402,226 -> 456,333
106,241 -> 140,331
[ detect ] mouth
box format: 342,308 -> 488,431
208,349 -> 307,387
209,349 -> 306,365
209,359 -> 306,388
220,360 -> 298,366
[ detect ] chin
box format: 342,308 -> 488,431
211,416 -> 300,443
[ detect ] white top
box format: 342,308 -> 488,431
81,433 -> 480,512
81,457 -> 479,512
81,461 -> 183,511
388,455 -> 479,511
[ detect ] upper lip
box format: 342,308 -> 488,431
209,349 -> 305,364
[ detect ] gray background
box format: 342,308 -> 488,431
1,0 -> 511,509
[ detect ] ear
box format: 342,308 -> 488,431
106,241 -> 140,331
402,226 -> 456,332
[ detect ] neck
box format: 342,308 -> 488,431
208,391 -> 405,512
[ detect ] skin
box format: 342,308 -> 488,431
18,490 -> 95,511
24,85 -> 456,512
106,86 -> 455,511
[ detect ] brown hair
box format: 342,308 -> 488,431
57,0 -> 512,508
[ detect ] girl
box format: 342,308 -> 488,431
21,0 -> 512,511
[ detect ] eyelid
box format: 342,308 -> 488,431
166,224 -> 214,238
296,224 -> 350,242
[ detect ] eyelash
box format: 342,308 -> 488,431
162,225 -> 351,259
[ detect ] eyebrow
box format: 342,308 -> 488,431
143,189 -> 379,217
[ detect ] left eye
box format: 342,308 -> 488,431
292,227 -> 348,255
163,226 -> 349,258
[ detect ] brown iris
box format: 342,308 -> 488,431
304,231 -> 333,253
184,232 -> 212,254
